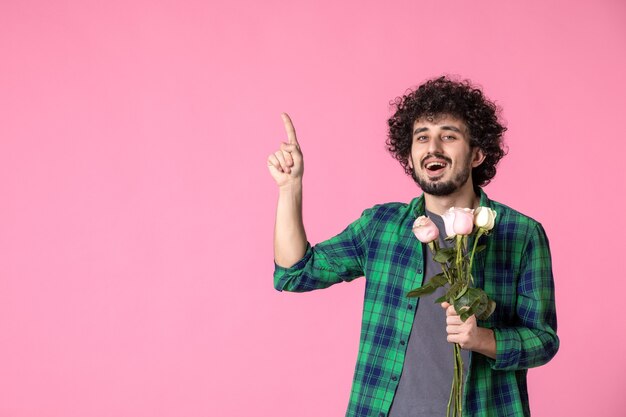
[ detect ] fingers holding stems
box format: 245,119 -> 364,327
441,302 -> 492,354
442,302 -> 473,346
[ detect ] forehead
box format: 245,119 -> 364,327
413,114 -> 468,133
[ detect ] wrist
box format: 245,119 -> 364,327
278,180 -> 303,195
474,327 -> 497,359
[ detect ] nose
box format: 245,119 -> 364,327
427,136 -> 443,155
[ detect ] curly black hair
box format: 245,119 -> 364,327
387,76 -> 507,188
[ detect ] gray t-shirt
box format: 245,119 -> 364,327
388,211 -> 470,417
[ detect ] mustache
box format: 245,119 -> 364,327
420,153 -> 452,167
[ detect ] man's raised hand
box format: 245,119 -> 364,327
267,113 -> 304,187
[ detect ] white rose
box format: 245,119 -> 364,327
474,207 -> 497,231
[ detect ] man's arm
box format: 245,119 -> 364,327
442,222 -> 558,368
488,222 -> 559,370
269,113 -> 370,293
267,113 -> 307,267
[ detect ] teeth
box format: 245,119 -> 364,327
426,161 -> 446,169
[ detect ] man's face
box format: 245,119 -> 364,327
408,115 -> 484,196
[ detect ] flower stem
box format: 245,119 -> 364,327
447,343 -> 464,417
455,343 -> 464,417
468,229 -> 484,285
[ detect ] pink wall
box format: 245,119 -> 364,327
1,0 -> 625,416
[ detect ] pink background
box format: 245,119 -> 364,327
1,1 -> 625,416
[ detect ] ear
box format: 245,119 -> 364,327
471,147 -> 486,168
408,156 -> 414,170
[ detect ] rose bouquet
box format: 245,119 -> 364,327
407,206 -> 497,417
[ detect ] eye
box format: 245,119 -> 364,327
442,135 -> 456,141
415,135 -> 428,142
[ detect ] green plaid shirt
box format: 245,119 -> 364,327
274,190 -> 559,417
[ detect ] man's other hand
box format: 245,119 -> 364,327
267,113 -> 304,187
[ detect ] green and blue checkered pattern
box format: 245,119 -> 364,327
274,190 -> 559,417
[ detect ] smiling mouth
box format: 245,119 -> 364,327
423,160 -> 449,176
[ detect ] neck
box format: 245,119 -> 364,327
423,183 -> 480,215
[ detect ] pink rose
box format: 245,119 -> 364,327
442,207 -> 475,237
412,216 -> 439,243
453,208 -> 475,235
441,210 -> 457,238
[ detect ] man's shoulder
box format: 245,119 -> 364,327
487,198 -> 545,235
346,201 -> 417,235
361,200 -> 416,221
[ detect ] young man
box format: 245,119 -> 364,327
268,77 -> 558,417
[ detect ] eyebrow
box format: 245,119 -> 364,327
441,125 -> 462,133
413,125 -> 463,135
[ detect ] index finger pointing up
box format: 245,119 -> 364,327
281,112 -> 299,146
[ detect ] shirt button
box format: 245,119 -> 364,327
408,304 -> 413,310
379,413 -> 385,417
392,376 -> 398,381
400,340 -> 406,345
417,268 -> 422,274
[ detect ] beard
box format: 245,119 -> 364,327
411,152 -> 473,196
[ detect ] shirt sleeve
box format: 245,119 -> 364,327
273,207 -> 374,292
490,222 -> 560,370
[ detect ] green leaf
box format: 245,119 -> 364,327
476,299 -> 496,320
452,284 -> 468,301
460,306 -> 477,322
453,288 -> 488,321
447,266 -> 458,277
453,289 -> 468,307
434,294 -> 449,304
440,284 -> 463,306
472,301 -> 488,319
433,248 -> 456,263
474,244 -> 487,254
451,287 -> 496,321
459,297 -> 483,321
406,273 -> 447,298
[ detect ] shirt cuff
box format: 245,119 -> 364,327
487,327 -> 521,371
273,242 -> 313,274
